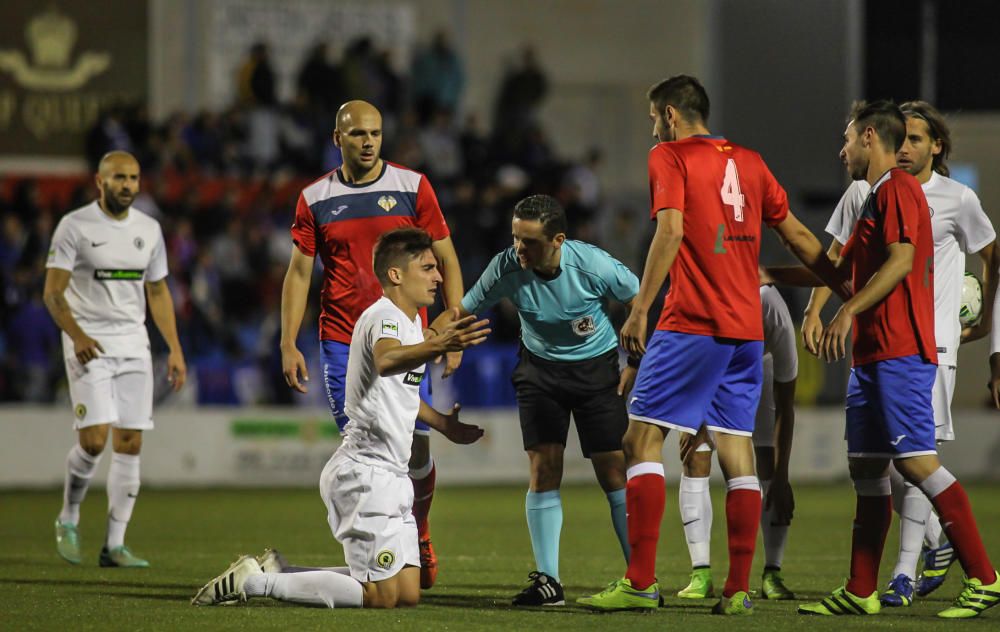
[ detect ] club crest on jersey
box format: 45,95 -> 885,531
381,319 -> 399,337
376,549 -> 396,570
378,195 -> 397,212
571,315 -> 597,337
74,403 -> 86,419
133,236 -> 144,250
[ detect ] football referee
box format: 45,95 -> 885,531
457,194 -> 639,606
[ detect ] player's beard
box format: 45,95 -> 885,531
101,185 -> 132,216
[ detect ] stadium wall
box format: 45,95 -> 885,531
2,406 -> 998,488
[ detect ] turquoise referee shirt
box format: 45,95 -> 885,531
461,240 -> 639,362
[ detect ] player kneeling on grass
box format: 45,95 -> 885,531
192,228 -> 489,609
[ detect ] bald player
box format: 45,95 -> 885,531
280,101 -> 463,589
46,151 -> 187,568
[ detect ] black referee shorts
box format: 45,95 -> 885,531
511,345 -> 628,457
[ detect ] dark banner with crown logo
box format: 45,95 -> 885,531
0,2 -> 147,165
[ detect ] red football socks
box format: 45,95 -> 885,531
845,494 -> 892,597
723,488 -> 761,597
624,467 -> 665,590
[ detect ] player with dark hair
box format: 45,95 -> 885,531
279,100 -> 463,588
579,74 -> 845,615
795,100 -> 998,619
193,228 -> 488,609
782,100 -> 997,606
455,194 -> 638,606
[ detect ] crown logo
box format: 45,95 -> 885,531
0,7 -> 110,91
378,195 -> 397,212
28,7 -> 76,68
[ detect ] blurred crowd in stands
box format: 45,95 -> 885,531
0,34 -> 643,405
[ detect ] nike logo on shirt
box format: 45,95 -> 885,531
91,241 -> 107,247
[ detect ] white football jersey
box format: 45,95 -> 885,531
46,202 -> 168,359
826,173 -> 995,366
761,284 -> 798,383
340,296 -> 425,476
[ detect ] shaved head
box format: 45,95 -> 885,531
98,151 -> 140,177
336,100 -> 381,131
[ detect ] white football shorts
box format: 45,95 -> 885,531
65,356 -> 154,430
933,364 -> 956,442
320,452 -> 419,583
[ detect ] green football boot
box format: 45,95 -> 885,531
677,567 -> 714,599
712,590 -> 754,615
577,577 -> 660,611
55,520 -> 81,565
938,571 -> 1000,619
99,545 -> 150,568
798,585 -> 880,616
761,568 -> 796,600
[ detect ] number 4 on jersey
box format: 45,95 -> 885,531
720,158 -> 745,222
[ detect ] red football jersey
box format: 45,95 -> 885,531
840,169 -> 937,366
650,136 -> 789,340
291,161 -> 450,343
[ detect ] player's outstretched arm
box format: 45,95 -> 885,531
280,248 -> 315,393
771,212 -> 851,301
43,268 -> 104,364
374,314 -> 490,376
963,240 -> 997,343
621,209 -> 683,356
146,278 -> 187,391
418,402 -> 484,445
431,237 -> 466,378
819,242 -> 914,362
767,378 -> 796,524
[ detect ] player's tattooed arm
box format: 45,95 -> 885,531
146,278 -> 187,391
418,401 -> 484,445
43,267 -> 104,364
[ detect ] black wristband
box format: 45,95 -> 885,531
426,327 -> 439,337
626,355 -> 641,368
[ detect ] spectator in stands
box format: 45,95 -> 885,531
412,31 -> 465,124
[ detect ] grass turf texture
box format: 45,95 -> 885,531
3,483 -> 999,630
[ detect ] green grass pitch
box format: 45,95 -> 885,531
3,483 -> 999,630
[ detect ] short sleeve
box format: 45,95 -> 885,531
367,306 -> 404,348
991,287 -> 1000,355
415,176 -> 450,241
955,187 -> 996,254
46,216 -> 78,271
648,146 -> 685,219
826,180 -> 868,245
879,179 -> 923,247
761,286 -> 798,382
290,193 -> 316,257
146,224 -> 169,282
759,160 -> 789,227
594,248 -> 640,303
461,249 -> 515,314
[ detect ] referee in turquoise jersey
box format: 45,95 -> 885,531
457,194 -> 639,607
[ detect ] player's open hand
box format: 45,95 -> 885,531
167,349 -> 187,392
440,403 -> 485,444
434,314 -> 491,352
764,476 -> 794,525
819,306 -> 852,362
620,312 -> 648,357
801,310 -> 824,356
617,365 -> 637,398
281,344 -> 310,393
72,333 -> 104,365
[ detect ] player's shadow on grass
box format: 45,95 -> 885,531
0,577 -> 195,590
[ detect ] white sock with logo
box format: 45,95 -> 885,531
106,453 -> 141,548
679,475 -> 712,568
245,570 -> 363,608
59,444 -> 101,525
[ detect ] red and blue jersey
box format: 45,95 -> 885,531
291,161 -> 450,343
649,136 -> 789,341
841,168 -> 937,366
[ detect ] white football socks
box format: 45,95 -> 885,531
679,475 -> 712,568
890,465 -> 939,579
759,479 -> 788,569
106,452 -> 141,548
245,570 -> 363,608
59,444 -> 101,525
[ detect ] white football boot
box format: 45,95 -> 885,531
191,555 -> 262,606
256,548 -> 288,574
